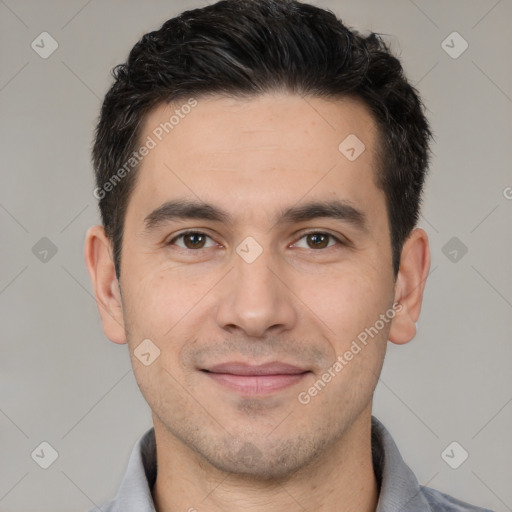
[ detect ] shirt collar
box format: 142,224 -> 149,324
104,416 -> 432,512
371,416 -> 432,512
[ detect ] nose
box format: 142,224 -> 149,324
214,247 -> 298,339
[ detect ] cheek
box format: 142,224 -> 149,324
303,267 -> 392,338
318,271 -> 392,398
121,266 -> 212,385
123,272 -> 197,405
122,263 -> 206,337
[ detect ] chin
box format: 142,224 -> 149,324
201,434 -> 329,481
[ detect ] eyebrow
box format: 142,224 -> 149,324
143,198 -> 368,233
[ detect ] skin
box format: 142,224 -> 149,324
85,93 -> 430,512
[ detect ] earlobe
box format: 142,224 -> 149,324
388,228 -> 430,345
84,225 -> 127,344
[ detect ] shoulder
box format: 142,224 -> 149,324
420,485 -> 495,512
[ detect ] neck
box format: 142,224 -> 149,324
152,407 -> 379,512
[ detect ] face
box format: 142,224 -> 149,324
118,93 -> 398,478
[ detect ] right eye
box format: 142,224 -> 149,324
167,231 -> 218,250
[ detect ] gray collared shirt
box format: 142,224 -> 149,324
89,417 -> 493,511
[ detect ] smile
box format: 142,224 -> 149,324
201,362 -> 311,396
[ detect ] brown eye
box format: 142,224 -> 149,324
306,232 -> 331,249
183,233 -> 206,249
169,231 -> 215,250
292,231 -> 344,250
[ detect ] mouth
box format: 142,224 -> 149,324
200,362 -> 311,396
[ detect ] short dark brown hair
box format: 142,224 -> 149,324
92,0 -> 432,278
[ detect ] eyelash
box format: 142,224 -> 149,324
166,230 -> 346,251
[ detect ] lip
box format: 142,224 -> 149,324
201,362 -> 310,396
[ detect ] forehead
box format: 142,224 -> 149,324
141,92 -> 377,168
128,93 -> 384,227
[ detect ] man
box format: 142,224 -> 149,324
84,0 -> 493,510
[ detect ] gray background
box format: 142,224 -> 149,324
1,0 -> 511,510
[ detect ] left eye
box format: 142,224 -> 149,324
293,232 -> 341,250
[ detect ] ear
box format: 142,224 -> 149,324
84,225 -> 127,344
388,228 -> 430,345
